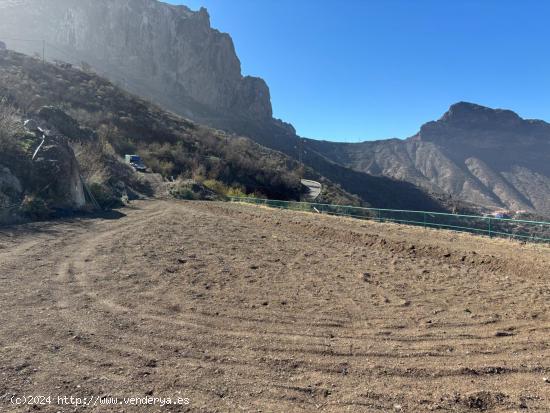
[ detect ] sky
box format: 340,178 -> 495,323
168,0 -> 550,142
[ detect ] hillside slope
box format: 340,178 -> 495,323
0,0 -> 450,212
0,0 -> 271,122
308,102 -> 550,216
0,49 -> 365,218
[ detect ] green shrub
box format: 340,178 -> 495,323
170,186 -> 198,200
226,186 -> 247,197
20,195 -> 52,219
169,179 -> 221,201
89,182 -> 123,209
203,179 -> 248,198
202,179 -> 227,194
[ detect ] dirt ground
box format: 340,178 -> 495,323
0,200 -> 548,412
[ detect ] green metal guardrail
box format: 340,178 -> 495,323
229,197 -> 550,243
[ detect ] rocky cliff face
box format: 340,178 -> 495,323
0,1 -> 451,211
0,0 -> 272,121
5,2 -> 531,214
307,103 -> 550,215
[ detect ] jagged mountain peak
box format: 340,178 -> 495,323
412,101 -> 547,143
308,101 -> 550,215
438,101 -> 522,127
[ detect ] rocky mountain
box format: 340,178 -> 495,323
0,0 -> 271,122
3,2 -> 543,215
1,47 -> 370,223
0,0 -> 452,212
307,102 -> 550,215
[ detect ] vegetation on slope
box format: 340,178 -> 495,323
0,49 -> 360,209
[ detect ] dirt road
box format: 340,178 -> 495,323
0,200 -> 549,412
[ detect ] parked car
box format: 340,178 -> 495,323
125,154 -> 147,172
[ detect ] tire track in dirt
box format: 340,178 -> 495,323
1,200 -> 549,412
44,203 -> 318,408
50,207 -> 177,370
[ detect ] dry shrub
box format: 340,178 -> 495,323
0,101 -> 24,151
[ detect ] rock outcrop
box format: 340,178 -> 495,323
29,137 -> 86,210
0,105 -> 90,224
0,166 -> 21,224
0,0 -> 272,121
23,109 -> 87,210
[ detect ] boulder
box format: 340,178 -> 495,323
36,106 -> 94,141
30,135 -> 86,210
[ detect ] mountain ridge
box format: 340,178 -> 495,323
2,0 -> 546,214
0,0 -> 453,211
0,0 -> 273,122
306,102 -> 550,215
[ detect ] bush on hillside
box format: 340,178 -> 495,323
202,179 -> 247,198
170,179 -> 221,201
88,182 -> 124,209
20,195 -> 52,219
0,100 -> 25,153
0,51 -> 309,200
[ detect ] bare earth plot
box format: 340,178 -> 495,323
0,200 -> 549,412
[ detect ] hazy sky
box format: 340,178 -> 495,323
168,0 -> 550,142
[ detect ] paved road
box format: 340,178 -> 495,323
300,179 -> 322,200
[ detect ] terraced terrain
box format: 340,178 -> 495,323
0,200 -> 548,412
